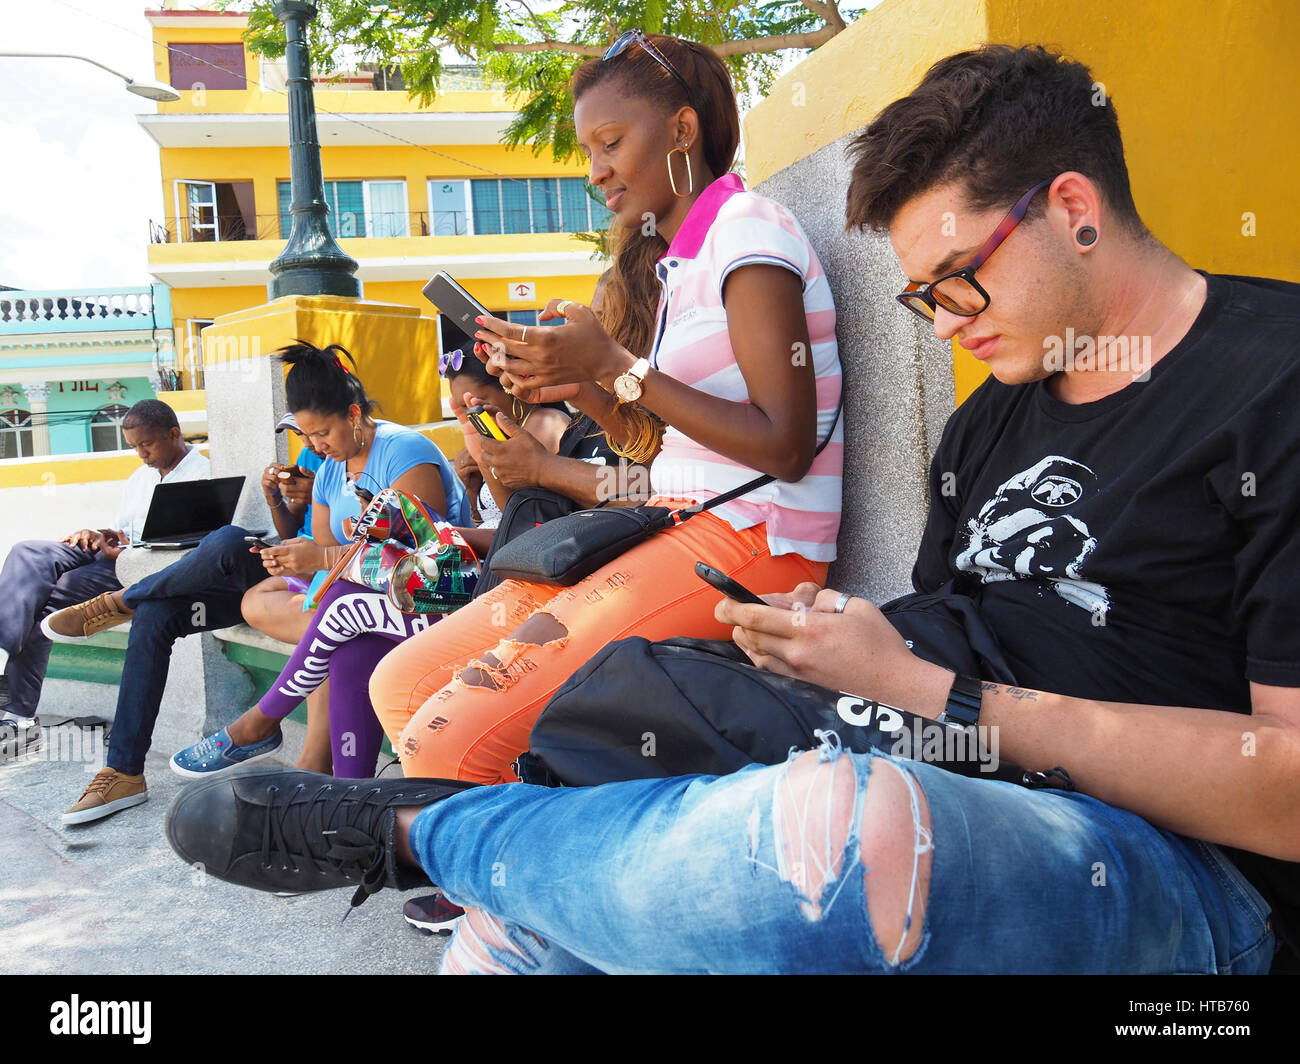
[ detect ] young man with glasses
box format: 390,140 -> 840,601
166,43 -> 1299,974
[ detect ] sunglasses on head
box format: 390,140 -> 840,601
603,28 -> 692,96
438,348 -> 465,376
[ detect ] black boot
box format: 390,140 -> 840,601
165,766 -> 477,909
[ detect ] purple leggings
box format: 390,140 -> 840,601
258,579 -> 439,777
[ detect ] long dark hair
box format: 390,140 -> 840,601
276,340 -> 376,419
570,35 -> 740,359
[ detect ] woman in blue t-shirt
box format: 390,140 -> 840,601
170,341 -> 470,777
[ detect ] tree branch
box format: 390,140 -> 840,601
705,28 -> 843,56
487,26 -> 842,60
504,0 -> 553,41
799,0 -> 848,32
490,40 -> 610,57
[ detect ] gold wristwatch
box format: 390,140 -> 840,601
612,357 -> 651,404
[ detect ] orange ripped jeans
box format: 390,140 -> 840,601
369,506 -> 828,784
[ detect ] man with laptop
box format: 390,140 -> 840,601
39,462 -> 290,822
0,400 -> 208,761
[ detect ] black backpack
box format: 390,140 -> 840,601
520,587 -> 1042,789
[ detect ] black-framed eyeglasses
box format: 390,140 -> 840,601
438,348 -> 465,376
896,178 -> 1052,324
604,28 -> 692,96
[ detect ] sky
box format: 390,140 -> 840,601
0,0 -> 872,293
0,0 -> 168,290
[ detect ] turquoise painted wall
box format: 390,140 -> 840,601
42,378 -> 158,454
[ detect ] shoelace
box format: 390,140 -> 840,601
81,770 -> 118,798
187,732 -> 226,763
259,782 -> 394,913
81,594 -> 119,622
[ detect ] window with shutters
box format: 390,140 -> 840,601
167,42 -> 246,92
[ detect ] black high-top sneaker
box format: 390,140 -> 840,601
165,766 -> 477,909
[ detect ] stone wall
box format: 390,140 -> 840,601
755,134 -> 955,603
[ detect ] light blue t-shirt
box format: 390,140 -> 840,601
311,420 -> 471,543
295,447 -> 327,538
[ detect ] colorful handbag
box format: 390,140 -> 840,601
315,488 -> 480,614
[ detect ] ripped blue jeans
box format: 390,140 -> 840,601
409,739 -> 1276,974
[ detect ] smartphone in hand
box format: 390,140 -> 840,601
244,536 -> 274,550
422,271 -> 491,335
467,404 -> 509,442
695,562 -> 767,606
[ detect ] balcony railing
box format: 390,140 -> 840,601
150,211 -> 463,244
0,286 -> 169,335
147,209 -> 598,245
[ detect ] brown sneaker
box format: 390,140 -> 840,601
62,768 -> 148,825
41,592 -> 133,643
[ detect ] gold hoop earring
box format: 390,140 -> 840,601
353,420 -> 363,447
511,396 -> 525,422
667,145 -> 693,198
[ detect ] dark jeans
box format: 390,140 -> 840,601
0,540 -> 122,717
108,525 -> 267,775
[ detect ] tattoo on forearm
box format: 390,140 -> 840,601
980,681 -> 1041,702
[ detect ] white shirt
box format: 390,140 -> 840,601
116,446 -> 211,543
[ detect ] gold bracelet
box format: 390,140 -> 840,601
607,404 -> 664,466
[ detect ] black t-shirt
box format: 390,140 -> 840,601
911,272 -> 1300,966
556,411 -> 621,466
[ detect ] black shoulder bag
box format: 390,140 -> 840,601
487,398 -> 842,587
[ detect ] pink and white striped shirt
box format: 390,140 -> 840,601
648,173 -> 842,561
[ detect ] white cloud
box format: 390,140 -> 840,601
0,0 -> 165,290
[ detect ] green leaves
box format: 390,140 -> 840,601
229,0 -> 862,163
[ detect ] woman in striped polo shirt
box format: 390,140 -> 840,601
369,31 -> 843,785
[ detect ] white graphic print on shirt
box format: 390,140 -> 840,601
955,455 -> 1110,616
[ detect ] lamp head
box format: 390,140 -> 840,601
126,79 -> 181,102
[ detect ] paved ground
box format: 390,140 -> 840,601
0,716 -> 449,975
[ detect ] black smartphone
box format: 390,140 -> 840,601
422,271 -> 492,336
695,562 -> 767,606
244,535 -> 274,550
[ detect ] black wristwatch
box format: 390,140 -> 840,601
939,673 -> 983,728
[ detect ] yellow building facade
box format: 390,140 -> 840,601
140,6 -> 609,411
744,0 -> 1300,405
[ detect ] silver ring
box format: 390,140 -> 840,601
520,326 -> 528,343
833,593 -> 852,614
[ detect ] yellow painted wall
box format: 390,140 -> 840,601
150,15 -> 605,410
745,0 -> 1300,404
0,447 -> 210,489
170,274 -> 602,389
149,20 -> 527,115
158,142 -> 592,237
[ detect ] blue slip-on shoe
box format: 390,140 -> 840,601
171,727 -> 283,780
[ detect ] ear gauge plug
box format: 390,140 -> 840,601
1076,225 -> 1098,246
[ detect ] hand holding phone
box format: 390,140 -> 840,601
695,562 -> 767,606
467,404 -> 509,442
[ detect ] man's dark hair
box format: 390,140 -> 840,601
276,340 -> 376,419
122,399 -> 180,434
845,44 -> 1145,234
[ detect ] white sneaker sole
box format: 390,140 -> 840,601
62,790 -> 149,825
169,743 -> 283,780
39,615 -> 125,645
404,913 -> 465,934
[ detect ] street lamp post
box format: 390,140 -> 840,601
267,0 -> 362,299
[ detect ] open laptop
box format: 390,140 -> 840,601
137,476 -> 256,550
